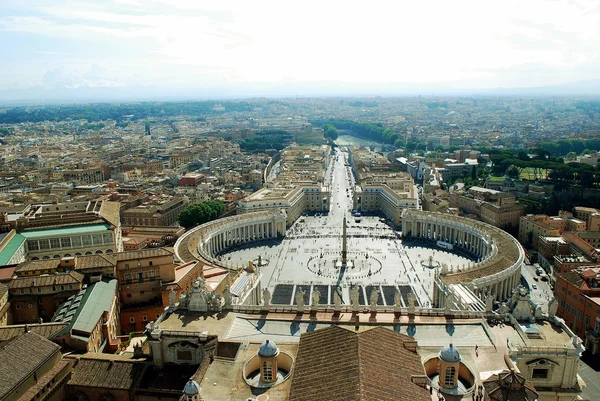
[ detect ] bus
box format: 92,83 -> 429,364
436,241 -> 453,250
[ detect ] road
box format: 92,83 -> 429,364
520,262 -> 554,313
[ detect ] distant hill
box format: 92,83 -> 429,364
1,79 -> 600,106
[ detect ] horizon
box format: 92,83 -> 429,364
2,0 -> 600,104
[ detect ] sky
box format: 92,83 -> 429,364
1,0 -> 600,102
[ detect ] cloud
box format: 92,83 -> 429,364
0,0 -> 599,96
42,64 -> 123,89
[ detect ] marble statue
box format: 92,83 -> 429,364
311,289 -> 320,307
370,289 -> 379,311
168,289 -> 177,308
223,285 -> 232,308
394,289 -> 402,312
262,288 -> 271,309
333,290 -> 341,312
485,293 -> 494,313
350,285 -> 360,312
407,291 -> 416,312
296,287 -> 305,313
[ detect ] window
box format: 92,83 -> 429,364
143,315 -> 147,321
444,367 -> 456,386
532,368 -> 549,379
149,261 -> 153,266
71,237 -> 82,247
49,238 -> 60,249
140,291 -> 145,295
60,237 -> 71,248
125,264 -> 129,269
15,304 -> 21,310
262,361 -> 273,381
129,317 -> 135,323
127,294 -> 132,298
27,240 -> 39,251
28,304 -> 33,309
585,316 -> 590,325
19,289 -> 24,294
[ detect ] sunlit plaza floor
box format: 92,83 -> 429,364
221,148 -> 476,308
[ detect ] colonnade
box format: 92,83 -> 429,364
202,218 -> 285,257
403,218 -> 493,260
402,210 -> 524,304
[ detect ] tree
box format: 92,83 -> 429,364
323,124 -> 338,140
506,165 -> 521,178
566,152 -> 577,159
178,200 -> 225,229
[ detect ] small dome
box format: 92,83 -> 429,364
183,379 -> 201,395
439,343 -> 461,363
258,339 -> 280,358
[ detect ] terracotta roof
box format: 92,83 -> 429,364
8,271 -> 84,289
17,359 -> 71,401
483,369 -> 538,401
0,266 -> 16,281
288,326 -> 430,401
67,356 -> 149,390
0,332 -> 61,399
556,272 -> 586,289
107,247 -> 173,263
15,259 -> 61,273
0,323 -> 68,342
98,200 -> 121,228
73,255 -> 115,271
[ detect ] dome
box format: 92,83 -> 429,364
439,343 -> 461,363
183,380 -> 201,395
258,339 -> 280,358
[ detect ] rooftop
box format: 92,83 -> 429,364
20,223 -> 109,239
0,331 -> 61,399
288,326 -> 429,401
53,279 -> 117,337
0,232 -> 25,266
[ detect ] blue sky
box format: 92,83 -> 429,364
1,0 -> 600,100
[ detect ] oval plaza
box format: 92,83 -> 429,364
176,145 -> 525,311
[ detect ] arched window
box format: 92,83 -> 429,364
262,361 -> 273,381
445,366 -> 456,386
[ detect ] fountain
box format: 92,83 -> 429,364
421,254 -> 441,269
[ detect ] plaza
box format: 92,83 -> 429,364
219,148 -> 475,307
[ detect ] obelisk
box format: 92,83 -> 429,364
342,216 -> 347,266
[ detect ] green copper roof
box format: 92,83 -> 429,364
0,233 -> 25,266
20,224 -> 109,239
53,279 -> 117,340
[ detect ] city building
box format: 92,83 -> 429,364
8,270 -> 84,324
555,266 -> 600,339
0,200 -> 123,266
51,279 -> 120,353
0,331 -> 72,401
519,213 -> 586,250
121,197 -> 187,227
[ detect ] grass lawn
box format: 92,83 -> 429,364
520,167 -> 548,180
